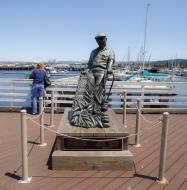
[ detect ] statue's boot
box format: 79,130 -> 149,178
102,123 -> 110,128
101,113 -> 110,128
102,119 -> 109,124
101,112 -> 108,117
101,116 -> 109,123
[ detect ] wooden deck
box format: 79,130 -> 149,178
0,111 -> 186,190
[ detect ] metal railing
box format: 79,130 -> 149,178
1,78 -> 187,111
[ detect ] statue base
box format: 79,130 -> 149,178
52,108 -> 134,170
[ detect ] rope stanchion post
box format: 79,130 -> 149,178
18,110 -> 32,183
50,90 -> 55,127
123,91 -> 127,127
157,112 -> 169,184
134,98 -> 141,147
39,97 -> 47,146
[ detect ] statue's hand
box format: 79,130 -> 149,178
81,69 -> 89,75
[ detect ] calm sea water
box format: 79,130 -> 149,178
0,70 -> 79,79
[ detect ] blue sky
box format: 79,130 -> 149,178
0,0 -> 186,62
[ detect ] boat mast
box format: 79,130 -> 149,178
127,46 -> 130,69
148,54 -> 151,68
142,3 -> 150,71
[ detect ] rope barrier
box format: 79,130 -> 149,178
138,106 -> 178,125
140,114 -> 162,125
26,104 -> 45,120
29,118 -> 132,141
27,111 -> 162,142
135,105 -> 162,125
26,96 -> 162,143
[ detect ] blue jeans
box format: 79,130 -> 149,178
31,84 -> 44,114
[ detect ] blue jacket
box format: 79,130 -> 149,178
29,69 -> 46,85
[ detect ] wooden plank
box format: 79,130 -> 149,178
105,114 -> 183,189
113,108 -> 187,114
0,86 -> 31,90
70,171 -> 125,190
130,114 -> 185,161
150,161 -> 187,190
179,178 -> 187,190
0,112 -> 186,190
116,117 -> 187,190
52,171 -> 97,190
120,95 -> 187,100
0,93 -> 30,96
49,80 -> 187,87
142,102 -> 187,106
111,89 -> 173,94
133,143 -> 187,190
0,98 -> 31,102
0,79 -> 32,83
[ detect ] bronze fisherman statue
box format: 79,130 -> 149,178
71,33 -> 115,128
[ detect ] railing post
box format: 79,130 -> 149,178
134,98 -> 141,147
11,81 -> 14,107
39,97 -> 47,146
50,90 -> 55,127
19,110 -> 32,183
141,84 -> 144,101
123,91 -> 127,127
54,85 -> 57,109
157,112 -> 169,184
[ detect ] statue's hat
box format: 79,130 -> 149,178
95,32 -> 106,39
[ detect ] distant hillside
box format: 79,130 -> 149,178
150,59 -> 187,68
116,59 -> 187,68
151,59 -> 187,65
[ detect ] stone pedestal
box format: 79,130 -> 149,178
52,108 -> 133,170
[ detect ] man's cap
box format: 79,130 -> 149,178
95,32 -> 106,39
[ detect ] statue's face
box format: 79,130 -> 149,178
96,37 -> 107,48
